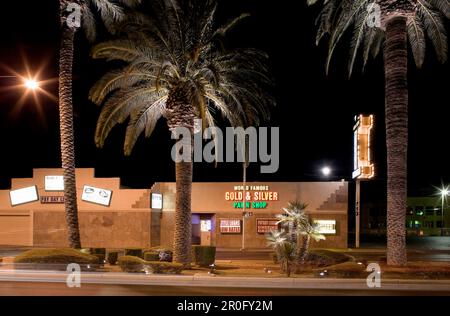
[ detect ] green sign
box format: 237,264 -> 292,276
233,201 -> 268,209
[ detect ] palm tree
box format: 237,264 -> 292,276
89,0 -> 274,265
307,0 -> 448,266
276,201 -> 309,260
265,230 -> 296,276
298,221 -> 326,263
58,0 -> 141,248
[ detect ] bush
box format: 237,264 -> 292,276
302,250 -> 351,267
91,254 -> 106,264
192,246 -> 216,267
316,262 -> 367,278
13,248 -> 99,270
107,252 -> 119,265
118,256 -> 146,273
145,261 -> 183,274
144,251 -> 160,262
90,248 -> 106,255
124,248 -> 143,258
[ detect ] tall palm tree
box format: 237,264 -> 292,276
89,0 -> 274,265
58,0 -> 141,248
308,0 -> 448,266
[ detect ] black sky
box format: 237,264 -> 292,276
0,0 -> 448,200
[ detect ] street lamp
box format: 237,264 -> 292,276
0,75 -> 41,91
24,78 -> 39,90
439,186 -> 449,236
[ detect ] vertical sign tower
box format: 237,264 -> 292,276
353,115 -> 375,248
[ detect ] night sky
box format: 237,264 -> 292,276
0,0 -> 448,203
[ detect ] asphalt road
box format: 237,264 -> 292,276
1,281 -> 449,296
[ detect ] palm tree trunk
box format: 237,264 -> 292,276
384,16 -> 408,266
59,5 -> 81,249
300,235 -> 311,263
166,81 -> 196,266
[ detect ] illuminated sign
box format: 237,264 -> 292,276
353,115 -> 374,179
41,196 -> 65,204
81,185 -> 112,206
225,191 -> 278,201
10,186 -> 39,206
233,201 -> 268,209
151,193 -> 163,209
257,218 -> 279,234
44,176 -> 64,191
219,219 -> 241,234
225,186 -> 278,209
314,220 -> 337,235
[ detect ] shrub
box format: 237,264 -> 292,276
107,252 -> 119,265
124,248 -> 143,258
145,261 -> 183,274
144,251 -> 160,262
90,248 -> 106,255
91,254 -> 106,264
316,262 -> 367,278
192,246 -> 216,267
271,253 -> 279,264
302,250 -> 351,267
118,256 -> 146,273
13,248 -> 99,270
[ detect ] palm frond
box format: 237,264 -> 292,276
124,94 -> 167,155
417,0 -> 448,63
407,14 -> 427,68
425,0 -> 450,19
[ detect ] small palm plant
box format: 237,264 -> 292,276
276,201 -> 326,263
277,241 -> 297,277
266,230 -> 296,277
298,221 -> 326,263
266,230 -> 288,269
276,201 -> 309,259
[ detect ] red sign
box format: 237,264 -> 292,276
220,219 -> 241,234
40,196 -> 65,204
257,218 -> 279,234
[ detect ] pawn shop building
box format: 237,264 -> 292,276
0,168 -> 348,249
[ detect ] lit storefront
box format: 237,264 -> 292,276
0,168 -> 349,249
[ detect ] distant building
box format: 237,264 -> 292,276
361,196 -> 450,236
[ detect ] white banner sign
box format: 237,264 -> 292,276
10,186 -> 39,206
81,185 -> 112,206
45,176 -> 64,191
314,220 -> 337,235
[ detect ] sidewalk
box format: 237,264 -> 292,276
1,269 -> 450,292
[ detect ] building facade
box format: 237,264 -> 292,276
361,196 -> 450,236
0,168 -> 349,249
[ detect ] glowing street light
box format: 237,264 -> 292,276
439,186 -> 449,236
24,78 -> 39,90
